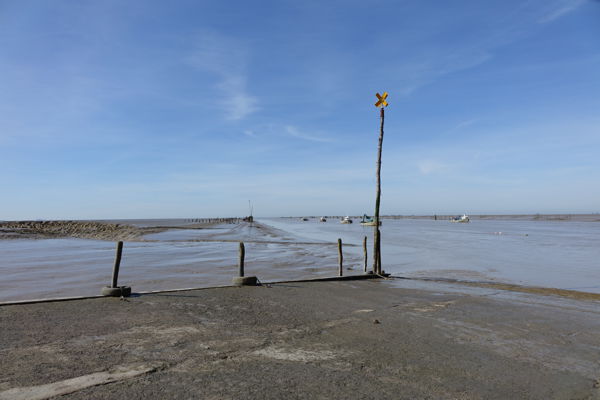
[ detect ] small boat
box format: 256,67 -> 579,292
450,214 -> 470,223
360,214 -> 382,226
320,217 -> 327,222
301,218 -> 309,221
340,216 -> 353,224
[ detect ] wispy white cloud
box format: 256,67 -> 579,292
538,0 -> 586,23
187,31 -> 259,120
440,118 -> 480,136
416,159 -> 452,175
229,93 -> 259,120
391,44 -> 495,97
453,119 -> 479,131
285,125 -> 334,143
391,0 -> 587,97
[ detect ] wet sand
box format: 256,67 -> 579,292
398,277 -> 600,302
0,220 -> 363,302
1,279 -> 599,399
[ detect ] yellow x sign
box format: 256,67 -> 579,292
375,92 -> 389,107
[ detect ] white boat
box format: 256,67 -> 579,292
340,216 -> 353,224
360,214 -> 381,226
450,214 -> 470,223
320,217 -> 327,222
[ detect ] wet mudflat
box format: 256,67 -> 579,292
1,279 -> 599,399
266,217 -> 600,293
2,217 -> 599,302
0,221 -> 357,301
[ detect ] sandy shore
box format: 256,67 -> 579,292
1,279 -> 599,399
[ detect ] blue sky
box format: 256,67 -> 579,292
1,0 -> 599,219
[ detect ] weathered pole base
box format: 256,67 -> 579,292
101,286 -> 132,297
232,276 -> 258,286
367,270 -> 390,278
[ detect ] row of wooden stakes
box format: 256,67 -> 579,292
101,235 -> 373,296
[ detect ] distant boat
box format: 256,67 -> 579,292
360,214 -> 382,226
450,214 -> 470,223
320,217 -> 327,222
301,218 -> 309,221
340,216 -> 353,224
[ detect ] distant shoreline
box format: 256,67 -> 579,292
386,213 -> 600,221
2,214 -> 600,228
283,214 -> 600,222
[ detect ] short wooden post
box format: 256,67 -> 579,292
338,238 -> 343,276
111,241 -> 123,288
363,236 -> 368,273
373,228 -> 379,273
239,242 -> 245,277
377,234 -> 382,274
101,240 -> 131,297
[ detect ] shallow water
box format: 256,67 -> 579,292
265,218 -> 600,293
0,218 -> 598,301
0,220 -> 351,301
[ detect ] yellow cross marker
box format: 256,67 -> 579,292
375,92 -> 389,107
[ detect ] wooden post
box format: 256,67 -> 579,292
363,236 -> 368,273
338,238 -> 343,277
377,235 -> 382,274
239,242 -> 245,277
100,240 -> 131,297
111,241 -> 123,288
373,229 -> 379,274
373,107 -> 385,274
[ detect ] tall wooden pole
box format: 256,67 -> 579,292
373,106 -> 385,274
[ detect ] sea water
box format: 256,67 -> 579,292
0,218 -> 598,301
264,218 -> 600,292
